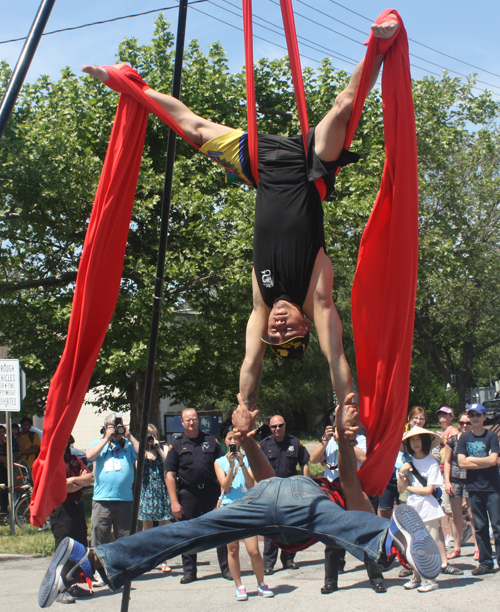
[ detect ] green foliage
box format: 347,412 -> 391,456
1,18 -> 500,432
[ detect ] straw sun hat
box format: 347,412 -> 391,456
401,426 -> 441,452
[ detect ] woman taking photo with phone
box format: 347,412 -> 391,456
139,424 -> 173,572
215,422 -> 274,601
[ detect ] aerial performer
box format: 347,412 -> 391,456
31,7 -> 417,529
82,16 -> 400,411
38,394 -> 441,607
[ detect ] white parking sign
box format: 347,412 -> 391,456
0,359 -> 21,412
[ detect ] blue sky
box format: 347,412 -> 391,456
1,1 -> 500,101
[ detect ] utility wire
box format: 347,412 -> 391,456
324,0 -> 500,80
0,0 -> 209,45
212,0 -> 495,97
213,0 -> 357,66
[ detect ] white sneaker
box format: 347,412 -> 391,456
445,535 -> 454,548
235,585 -> 248,601
417,580 -> 439,592
257,583 -> 274,598
403,577 -> 421,590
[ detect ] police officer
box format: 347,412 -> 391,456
259,414 -> 310,574
165,408 -> 230,583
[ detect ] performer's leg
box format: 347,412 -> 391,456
82,64 -> 232,146
314,16 -> 399,162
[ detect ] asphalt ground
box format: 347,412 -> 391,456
2,538 -> 498,612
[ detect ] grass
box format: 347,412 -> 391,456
0,489 -> 93,557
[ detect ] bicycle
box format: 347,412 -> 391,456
0,464 -> 50,530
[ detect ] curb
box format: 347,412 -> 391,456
0,553 -> 45,560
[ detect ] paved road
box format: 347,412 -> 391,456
2,539 -> 497,612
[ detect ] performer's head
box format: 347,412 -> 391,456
261,300 -> 311,359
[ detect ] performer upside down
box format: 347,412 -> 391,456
38,395 -> 441,607
82,15 -> 400,410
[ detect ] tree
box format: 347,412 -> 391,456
1,17 -> 376,430
411,75 -> 500,410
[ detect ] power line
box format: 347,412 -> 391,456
0,1 -> 209,46
213,0 -> 357,67
324,0 -> 500,80
287,0 -> 500,94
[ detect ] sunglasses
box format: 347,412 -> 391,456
468,413 -> 481,418
270,423 -> 285,430
459,421 -> 470,426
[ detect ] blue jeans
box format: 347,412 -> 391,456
95,477 -> 390,590
469,490 -> 500,569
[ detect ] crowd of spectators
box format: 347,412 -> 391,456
3,402 -> 499,604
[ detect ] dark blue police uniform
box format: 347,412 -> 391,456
165,431 -> 228,578
259,433 -> 310,570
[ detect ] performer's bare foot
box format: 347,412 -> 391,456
336,392 -> 360,442
82,65 -> 110,83
371,19 -> 399,40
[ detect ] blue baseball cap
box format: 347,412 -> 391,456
467,404 -> 486,415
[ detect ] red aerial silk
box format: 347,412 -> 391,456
351,10 -> 419,496
31,8 -> 417,524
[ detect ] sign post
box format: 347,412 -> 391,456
1,359 -> 22,534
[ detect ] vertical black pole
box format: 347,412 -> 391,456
120,2 -> 189,610
0,0 -> 57,140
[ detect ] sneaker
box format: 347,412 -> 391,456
444,534 -> 454,548
403,577 -> 421,590
235,585 -> 248,601
38,538 -> 94,608
462,524 -> 473,545
66,585 -> 92,598
398,567 -> 413,578
385,505 -> 441,580
55,591 -> 76,604
440,564 -> 463,575
417,580 -> 439,592
257,583 -> 274,598
471,565 -> 495,576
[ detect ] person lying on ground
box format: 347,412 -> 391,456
38,392 -> 441,608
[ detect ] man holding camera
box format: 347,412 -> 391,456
86,414 -> 139,553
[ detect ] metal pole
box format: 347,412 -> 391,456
0,0 -> 57,140
120,1 -> 189,610
6,412 -> 16,534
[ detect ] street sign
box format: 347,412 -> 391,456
0,359 -> 21,412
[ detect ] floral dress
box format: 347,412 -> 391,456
139,453 -> 173,521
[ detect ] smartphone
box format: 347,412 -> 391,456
229,443 -> 237,454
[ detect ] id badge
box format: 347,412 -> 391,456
104,458 -> 114,472
114,459 -> 122,471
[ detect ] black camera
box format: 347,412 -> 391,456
114,417 -> 125,436
229,443 -> 237,454
147,434 -> 155,444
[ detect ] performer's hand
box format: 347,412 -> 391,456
336,393 -> 360,444
371,18 -> 399,40
232,393 -> 259,440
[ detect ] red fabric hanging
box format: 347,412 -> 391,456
31,8 -> 417,523
242,0 -> 259,184
351,10 -> 419,496
30,79 -> 150,527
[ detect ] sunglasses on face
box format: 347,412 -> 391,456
468,413 -> 481,418
270,423 -> 285,430
459,421 -> 470,426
